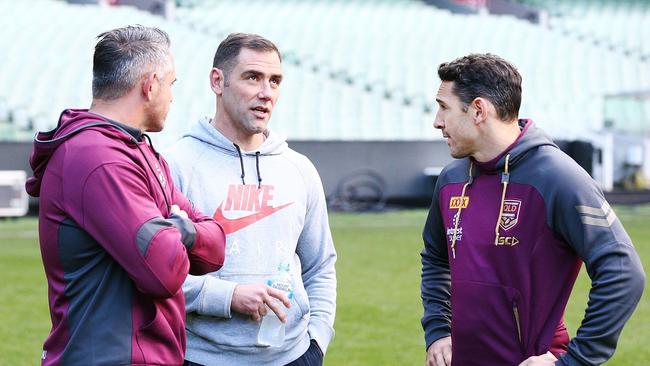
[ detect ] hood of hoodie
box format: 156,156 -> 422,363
183,117 -> 289,187
183,117 -> 288,157
447,119 -> 559,259
26,109 -> 141,197
473,119 -> 558,173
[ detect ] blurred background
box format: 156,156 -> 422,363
0,0 -> 648,364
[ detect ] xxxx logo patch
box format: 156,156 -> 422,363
499,199 -> 521,231
449,196 -> 469,209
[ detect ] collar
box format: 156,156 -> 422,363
106,118 -> 143,141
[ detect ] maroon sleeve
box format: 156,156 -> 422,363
171,185 -> 226,275
72,162 -> 190,298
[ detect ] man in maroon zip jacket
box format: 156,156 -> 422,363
421,54 -> 644,366
26,25 -> 226,365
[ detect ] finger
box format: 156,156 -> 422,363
434,352 -> 447,366
250,311 -> 261,322
259,305 -> 268,317
442,346 -> 452,365
255,305 -> 266,321
425,354 -> 435,366
171,204 -> 180,213
264,294 -> 287,322
267,287 -> 291,308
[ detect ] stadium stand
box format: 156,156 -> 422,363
0,0 -> 648,146
0,0 -> 435,145
515,0 -> 650,60
173,0 -> 650,139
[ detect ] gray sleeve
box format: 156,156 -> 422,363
420,177 -> 452,350
551,169 -> 645,365
182,274 -> 237,318
296,162 -> 337,355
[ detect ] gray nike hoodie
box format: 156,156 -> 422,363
165,118 -> 337,365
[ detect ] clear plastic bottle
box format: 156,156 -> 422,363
257,262 -> 293,347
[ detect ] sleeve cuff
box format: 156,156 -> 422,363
198,275 -> 237,318
425,329 -> 451,351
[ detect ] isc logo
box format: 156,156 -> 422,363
449,196 -> 469,209
495,236 -> 519,246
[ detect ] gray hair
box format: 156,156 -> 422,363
92,25 -> 172,100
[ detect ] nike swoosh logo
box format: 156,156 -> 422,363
213,202 -> 294,235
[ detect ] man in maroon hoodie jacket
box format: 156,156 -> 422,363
421,54 -> 644,366
25,25 -> 226,365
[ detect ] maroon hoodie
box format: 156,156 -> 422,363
27,109 -> 226,365
421,120 -> 645,365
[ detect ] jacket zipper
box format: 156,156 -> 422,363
513,303 -> 522,344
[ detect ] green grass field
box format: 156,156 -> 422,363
1,207 -> 648,365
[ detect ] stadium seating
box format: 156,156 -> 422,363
173,0 -> 650,139
0,0 -> 647,145
0,0 -> 436,145
516,0 -> 650,59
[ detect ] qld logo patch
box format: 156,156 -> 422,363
499,199 -> 521,231
449,196 -> 469,209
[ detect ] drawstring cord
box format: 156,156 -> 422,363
233,144 -> 263,188
255,151 -> 262,189
494,154 -> 511,245
233,143 -> 246,185
450,162 -> 474,259
142,133 -> 159,158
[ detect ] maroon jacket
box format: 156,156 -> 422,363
421,120 -> 645,365
27,109 -> 226,365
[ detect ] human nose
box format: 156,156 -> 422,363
257,81 -> 273,100
433,111 -> 444,129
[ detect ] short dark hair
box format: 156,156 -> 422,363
92,25 -> 172,100
438,54 -> 522,121
212,33 -> 281,84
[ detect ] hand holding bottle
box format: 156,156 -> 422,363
232,283 -> 291,322
257,262 -> 294,347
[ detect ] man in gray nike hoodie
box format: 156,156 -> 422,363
165,33 -> 337,366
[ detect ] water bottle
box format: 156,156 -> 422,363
257,262 -> 293,347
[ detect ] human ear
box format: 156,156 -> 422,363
210,68 -> 224,96
142,72 -> 157,101
472,97 -> 489,124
